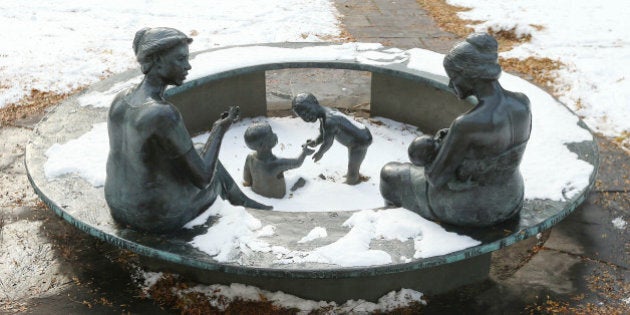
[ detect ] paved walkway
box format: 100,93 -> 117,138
336,0 -> 458,52
333,0 -> 630,313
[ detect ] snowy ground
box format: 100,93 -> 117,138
0,0 -> 340,107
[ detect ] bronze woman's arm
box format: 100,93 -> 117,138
166,106 -> 238,189
425,120 -> 472,188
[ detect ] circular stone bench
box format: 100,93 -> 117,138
26,42 -> 598,302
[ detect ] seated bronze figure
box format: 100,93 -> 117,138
380,33 -> 532,227
105,27 -> 270,233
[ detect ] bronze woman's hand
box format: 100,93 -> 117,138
214,106 -> 240,129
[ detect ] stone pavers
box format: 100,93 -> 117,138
334,0 -> 459,52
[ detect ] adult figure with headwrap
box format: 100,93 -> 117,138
379,33 -> 532,227
105,27 -> 270,233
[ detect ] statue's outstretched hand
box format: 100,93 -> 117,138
306,139 -> 318,147
301,144 -> 315,156
214,106 -> 240,128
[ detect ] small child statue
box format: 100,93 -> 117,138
408,128 -> 449,167
292,93 -> 372,185
243,122 -> 315,198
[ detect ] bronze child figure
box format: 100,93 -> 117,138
407,129 -> 448,167
292,93 -> 372,185
242,122 -> 314,198
105,27 -> 270,233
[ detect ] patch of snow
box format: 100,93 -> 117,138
612,217 -> 627,230
298,227 -> 328,243
138,271 -> 426,312
274,208 -> 480,267
186,199 -> 278,263
203,116 -> 421,211
78,76 -> 141,108
44,122 -> 108,187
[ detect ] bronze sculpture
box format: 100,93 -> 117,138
380,33 -> 532,227
292,93 -> 373,185
105,27 -> 270,233
242,122 -> 314,198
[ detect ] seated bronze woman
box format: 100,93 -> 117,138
380,33 -> 532,227
105,27 -> 269,233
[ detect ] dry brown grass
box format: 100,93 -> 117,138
613,131 -> 630,152
499,56 -> 564,89
417,0 -> 475,38
145,273 -> 426,314
317,16 -> 356,43
146,273 -> 300,314
0,88 -> 82,127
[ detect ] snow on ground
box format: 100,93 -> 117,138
138,271 -> 426,313
447,0 -> 630,137
0,0 -> 340,108
612,217 -> 627,230
185,198 -> 480,266
298,227 -> 328,243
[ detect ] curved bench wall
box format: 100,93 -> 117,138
165,45 -> 469,135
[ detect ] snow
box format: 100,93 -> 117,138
447,0 -> 630,138
612,217 -> 627,230
273,208 -> 479,266
186,199 -> 480,267
184,199 -> 276,263
44,122 -> 108,187
136,271 -> 426,312
0,0 -> 340,108
298,227 -> 328,243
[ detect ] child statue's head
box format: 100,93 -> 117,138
244,122 -> 278,151
292,93 -> 321,122
408,135 -> 438,167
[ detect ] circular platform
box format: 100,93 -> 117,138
26,43 -> 598,302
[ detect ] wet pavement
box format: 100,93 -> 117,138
1,0 -> 628,313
